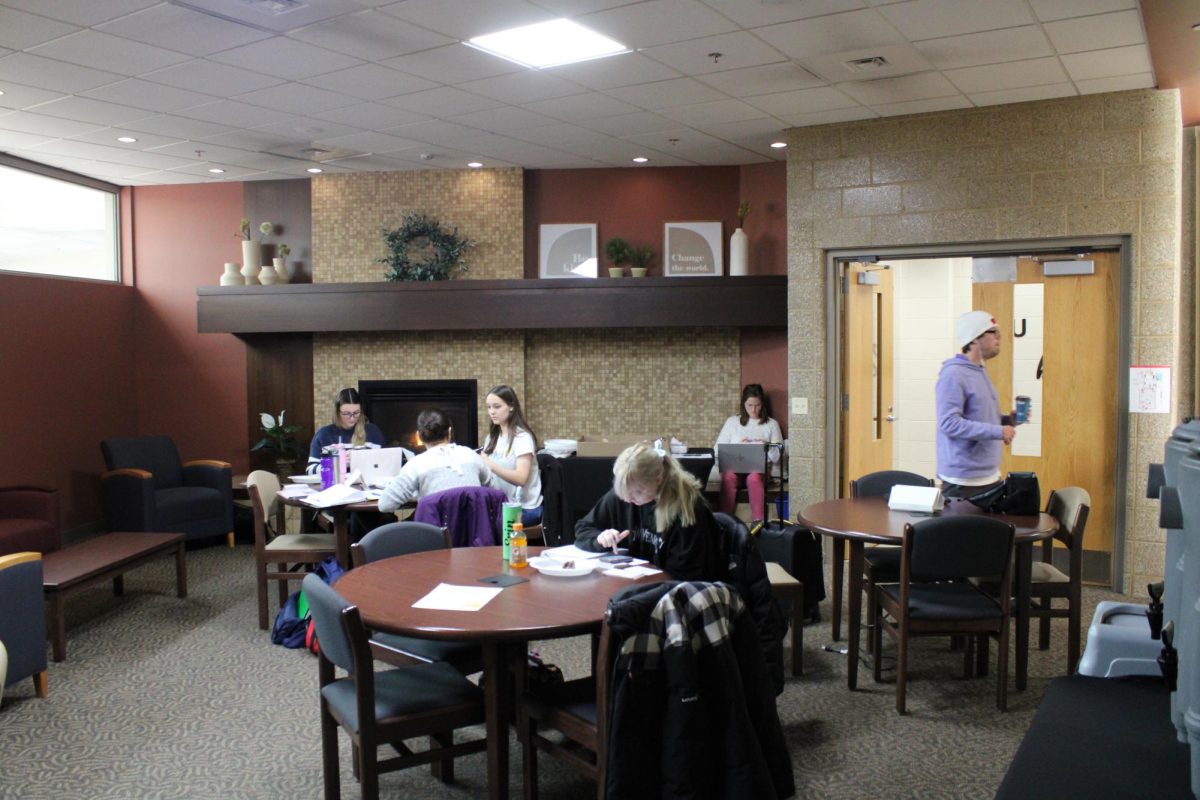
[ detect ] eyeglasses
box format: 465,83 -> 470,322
339,410 -> 362,419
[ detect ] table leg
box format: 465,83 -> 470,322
113,575 -> 124,596
1015,541 -> 1033,691
831,538 -> 844,642
48,592 -> 66,662
847,541 -> 864,690
333,508 -> 351,570
482,642 -> 515,800
175,542 -> 188,598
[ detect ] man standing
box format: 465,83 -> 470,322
935,310 -> 1017,498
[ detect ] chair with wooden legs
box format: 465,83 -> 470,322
0,552 -> 48,699
873,515 -> 1015,714
248,470 -> 336,630
1031,487 -> 1091,674
303,573 -> 486,799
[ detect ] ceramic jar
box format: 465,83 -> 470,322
729,228 -> 748,276
273,257 -> 289,284
241,240 -> 262,285
258,265 -> 278,285
220,262 -> 243,285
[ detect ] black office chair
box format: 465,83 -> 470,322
350,522 -> 483,675
872,515 -> 1015,714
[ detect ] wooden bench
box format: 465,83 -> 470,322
766,560 -> 803,676
42,532 -> 186,662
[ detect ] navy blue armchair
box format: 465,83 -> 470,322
100,436 -> 233,546
0,552 -> 47,698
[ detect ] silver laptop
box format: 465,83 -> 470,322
716,442 -> 769,474
351,447 -> 408,488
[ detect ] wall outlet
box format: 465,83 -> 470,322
791,397 -> 808,415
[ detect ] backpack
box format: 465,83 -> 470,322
271,556 -> 345,650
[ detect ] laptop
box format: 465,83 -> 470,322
716,442 -> 769,474
351,447 -> 409,488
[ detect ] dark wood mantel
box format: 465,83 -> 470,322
197,276 -> 786,334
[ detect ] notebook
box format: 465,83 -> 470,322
716,442 -> 769,474
351,447 -> 410,488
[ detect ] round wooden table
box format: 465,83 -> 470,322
336,546 -> 665,800
799,496 -> 1059,692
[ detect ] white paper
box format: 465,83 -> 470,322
543,544 -> 606,561
603,565 -> 662,579
1131,366 -> 1171,414
301,483 -> 367,508
277,484 -> 314,499
412,582 -> 502,611
887,485 -> 944,513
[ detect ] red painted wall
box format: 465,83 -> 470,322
130,183 -> 249,476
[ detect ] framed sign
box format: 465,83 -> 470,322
539,223 -> 598,278
663,221 -> 722,277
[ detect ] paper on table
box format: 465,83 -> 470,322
302,483 -> 367,508
543,544 -> 605,561
412,582 -> 502,611
603,565 -> 662,579
277,484 -> 314,499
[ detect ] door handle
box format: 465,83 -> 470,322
885,415 -> 896,422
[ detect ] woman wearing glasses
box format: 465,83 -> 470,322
305,387 -> 385,475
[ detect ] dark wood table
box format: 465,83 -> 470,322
336,546 -> 665,800
42,532 -> 187,662
799,497 -> 1058,692
280,495 -> 378,569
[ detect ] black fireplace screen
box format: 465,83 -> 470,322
358,379 -> 479,453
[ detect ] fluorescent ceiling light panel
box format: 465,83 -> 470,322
466,19 -> 629,69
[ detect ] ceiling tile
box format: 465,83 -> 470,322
141,59 -> 285,96
310,102 -> 430,130
580,0 -> 737,49
1061,45 -> 1153,82
302,64 -> 437,102
839,71 -> 960,104
313,130 -> 422,154
81,78 -> 217,113
254,116 -> 365,142
27,138 -> 200,169
0,53 -> 123,94
946,57 -> 1069,94
871,94 -> 972,117
0,81 -> 67,110
643,31 -> 788,76
378,0 -> 552,40
164,0 -> 364,34
801,44 -> 934,84
289,10 -> 454,60
447,105 -> 559,131
1043,10 -> 1145,55
968,82 -> 1076,107
543,52 -> 681,90
234,82 -> 360,115
659,98 -> 767,126
0,5 -> 80,50
586,111 -> 683,136
1075,72 -> 1155,95
29,30 -> 190,75
605,77 -> 726,110
698,0 -> 869,28
382,44 -> 523,85
0,128 -> 60,149
458,70 -> 584,105
915,26 -> 1054,70
1028,0 -> 1136,23
173,99 -> 297,128
384,119 -> 499,149
778,105 -> 877,127
0,109 -> 107,138
507,122 -> 624,151
0,0 -> 158,26
697,63 -> 825,98
877,0 -> 1036,41
210,36 -> 364,80
27,95 -> 153,127
522,91 -> 642,122
754,10 -> 907,59
95,4 -> 271,57
123,113 -> 236,139
69,126 -> 186,150
744,86 -> 862,116
380,86 -> 504,117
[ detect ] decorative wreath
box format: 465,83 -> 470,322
379,212 -> 474,282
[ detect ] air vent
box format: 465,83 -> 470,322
845,56 -> 889,72
265,143 -> 369,163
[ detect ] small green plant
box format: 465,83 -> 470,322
630,244 -> 655,270
277,243 -> 291,258
251,410 -> 304,462
737,200 -> 751,227
380,212 -> 474,282
604,237 -> 632,266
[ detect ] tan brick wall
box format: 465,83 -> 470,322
787,89 -> 1190,594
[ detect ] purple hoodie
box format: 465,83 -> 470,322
935,354 -> 1006,481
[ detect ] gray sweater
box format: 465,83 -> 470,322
377,443 -> 495,512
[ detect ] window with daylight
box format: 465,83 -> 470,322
0,160 -> 119,282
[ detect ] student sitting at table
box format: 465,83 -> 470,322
305,387 -> 385,474
377,409 -> 495,513
574,442 -> 724,581
715,382 -> 783,524
478,384 -> 543,528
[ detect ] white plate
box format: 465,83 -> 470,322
289,474 -> 321,485
528,557 -> 593,577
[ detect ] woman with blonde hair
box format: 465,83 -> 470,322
574,442 -> 724,581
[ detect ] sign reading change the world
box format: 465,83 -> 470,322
663,221 -> 723,277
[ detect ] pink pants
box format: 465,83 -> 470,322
719,471 -> 766,520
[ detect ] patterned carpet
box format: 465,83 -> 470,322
0,543 -> 1130,799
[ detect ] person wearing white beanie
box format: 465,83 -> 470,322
934,310 -> 1019,498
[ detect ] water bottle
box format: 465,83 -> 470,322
509,522 -> 527,568
319,456 -> 335,489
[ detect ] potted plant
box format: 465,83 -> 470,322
238,219 -> 274,284
274,243 -> 291,284
604,237 -> 631,277
629,244 -> 654,277
251,410 -> 305,477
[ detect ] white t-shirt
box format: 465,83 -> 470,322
377,443 -> 493,512
485,428 -> 542,509
715,416 -> 784,467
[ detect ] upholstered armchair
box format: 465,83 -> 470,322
0,552 -> 48,698
0,486 -> 60,557
100,436 -> 233,546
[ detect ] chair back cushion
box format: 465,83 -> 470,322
356,521 -> 448,562
851,470 -> 933,498
101,436 -> 183,489
245,470 -> 281,518
302,572 -> 355,672
1048,486 -> 1091,542
909,516 -> 1014,581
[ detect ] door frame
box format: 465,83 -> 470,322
824,236 -> 1132,591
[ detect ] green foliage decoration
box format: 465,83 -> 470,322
379,213 -> 474,282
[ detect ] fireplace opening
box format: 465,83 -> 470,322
358,379 -> 479,453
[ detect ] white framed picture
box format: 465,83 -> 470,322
663,221 -> 723,277
539,223 -> 598,278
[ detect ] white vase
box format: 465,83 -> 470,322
729,227 -> 748,276
241,240 -> 262,285
258,265 -> 278,285
273,256 -> 289,284
219,262 -> 243,286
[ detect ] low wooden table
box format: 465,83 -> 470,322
42,532 -> 187,662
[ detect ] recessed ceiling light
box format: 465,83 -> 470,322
770,141 -> 787,149
632,156 -> 649,163
466,18 -> 629,69
0,89 -> 6,96
208,168 -> 225,174
117,136 -> 137,143
307,167 -> 323,174
467,161 -> 483,168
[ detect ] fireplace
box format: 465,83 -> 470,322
358,379 -> 479,453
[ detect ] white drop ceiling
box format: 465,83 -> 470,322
0,0 -> 1162,185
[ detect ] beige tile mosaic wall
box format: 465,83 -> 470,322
787,89 -> 1192,595
526,328 -> 741,449
310,168 -> 524,283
